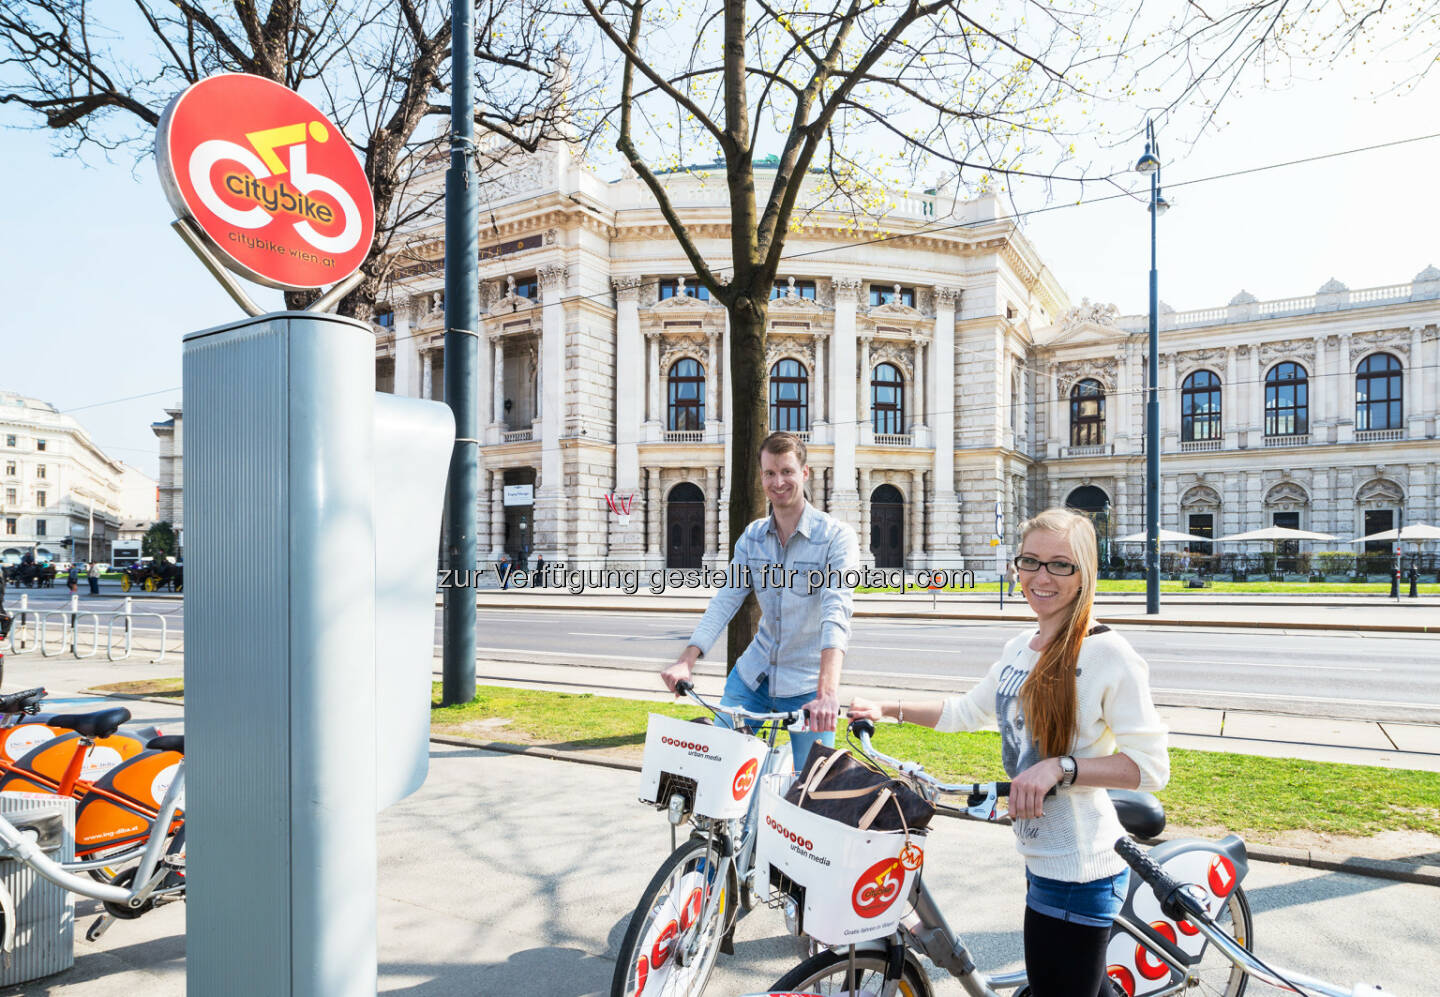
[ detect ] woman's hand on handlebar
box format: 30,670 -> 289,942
847,696 -> 886,722
1008,758 -> 1063,820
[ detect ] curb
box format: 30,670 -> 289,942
435,731 -> 1440,887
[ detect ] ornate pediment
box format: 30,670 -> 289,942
1181,485 -> 1221,509
770,278 -> 823,313
1258,338 -> 1316,366
1061,298 -> 1121,331
869,341 -> 916,379
654,277 -> 713,310
764,336 -> 816,371
1264,481 -> 1310,508
1053,358 -> 1118,397
1356,477 -> 1404,506
1176,347 -> 1228,376
1349,329 -> 1411,363
489,275 -> 538,314
867,285 -> 924,320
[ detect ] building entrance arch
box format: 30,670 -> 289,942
870,484 -> 905,569
666,482 -> 705,569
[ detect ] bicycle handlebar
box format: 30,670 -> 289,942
0,687 -> 46,716
1114,838 -> 1209,924
673,679 -> 816,727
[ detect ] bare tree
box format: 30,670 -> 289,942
570,0 -> 1111,662
0,0 -> 587,316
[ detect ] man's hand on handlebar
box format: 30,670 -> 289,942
802,689 -> 840,735
661,647 -> 700,696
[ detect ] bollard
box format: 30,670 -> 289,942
1390,568 -> 1401,599
1410,565 -> 1420,599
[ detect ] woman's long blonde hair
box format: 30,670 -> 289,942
1017,507 -> 1099,759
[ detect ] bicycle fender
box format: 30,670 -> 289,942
0,880 -> 14,954
1106,835 -> 1250,997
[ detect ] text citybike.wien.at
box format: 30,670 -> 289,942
437,563 -> 978,594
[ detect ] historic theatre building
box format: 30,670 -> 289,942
372,141 -> 1440,575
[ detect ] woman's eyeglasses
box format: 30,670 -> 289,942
1013,555 -> 1078,577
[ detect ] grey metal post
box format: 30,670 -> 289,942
442,0 -> 479,705
1146,121 -> 1162,615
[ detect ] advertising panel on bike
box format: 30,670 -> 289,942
638,714 -> 770,820
755,773 -> 925,946
156,73 -> 375,289
1105,837 -> 1251,996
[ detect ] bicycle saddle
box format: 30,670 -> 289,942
47,707 -> 132,740
146,734 -> 185,754
1109,789 -> 1166,839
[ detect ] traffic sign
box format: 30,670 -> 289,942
156,74 -> 375,290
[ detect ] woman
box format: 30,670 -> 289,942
850,508 -> 1168,997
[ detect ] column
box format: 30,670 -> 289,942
911,343 -> 925,434
536,264 -> 568,560
1336,333 -> 1354,442
1157,353 -> 1175,450
490,336 -> 505,425
1311,335 -> 1328,435
1049,362 -> 1065,456
646,469 -> 663,566
1408,326 -> 1426,439
715,468 -> 726,558
393,298 -> 420,398
720,312 -> 731,427
829,278 -> 862,531
1222,347 -> 1237,450
929,287 -> 961,561
612,278 -> 645,556
1426,327 -> 1440,439
1113,345 -> 1129,447
704,465 -> 718,562
907,468 -> 924,569
646,332 -> 661,426
812,335 -> 826,427
1115,476 -> 1129,541
421,350 -> 434,401
858,467 -> 873,566
490,470 -> 505,557
858,334 -> 873,443
705,331 -> 719,441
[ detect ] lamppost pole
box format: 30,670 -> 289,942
1137,120 -> 1165,614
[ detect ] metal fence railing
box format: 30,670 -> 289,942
4,595 -> 179,664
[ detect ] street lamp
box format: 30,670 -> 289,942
1136,119 -> 1168,615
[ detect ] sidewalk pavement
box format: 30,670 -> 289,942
5,737 -> 1439,996
469,588 -> 1440,633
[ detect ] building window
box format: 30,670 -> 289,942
36,491 -> 46,508
4,518 -> 15,535
513,276 -> 540,300
36,439 -> 46,452
871,363 -> 905,434
869,285 -> 914,307
667,358 -> 705,430
5,462 -> 14,477
770,279 -> 817,300
4,435 -> 13,447
1181,370 -> 1222,442
374,308 -> 395,329
35,465 -> 46,480
4,488 -> 14,504
659,278 -> 709,301
1264,362 -> 1308,436
1187,513 -> 1214,556
1069,379 -> 1105,446
769,359 -> 809,432
35,519 -> 46,536
1356,353 -> 1403,431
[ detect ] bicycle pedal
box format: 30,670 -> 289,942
86,915 -> 115,943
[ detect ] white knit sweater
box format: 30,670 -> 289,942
936,627 -> 1169,882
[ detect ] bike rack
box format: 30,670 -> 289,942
5,611 -> 34,655
71,614 -> 102,660
38,613 -> 71,657
131,613 -> 170,664
106,615 -> 133,662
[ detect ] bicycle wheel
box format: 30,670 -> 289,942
611,837 -> 734,997
1140,884 -> 1252,997
770,947 -> 933,997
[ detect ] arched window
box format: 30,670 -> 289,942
1181,370 -> 1222,442
1356,353 -> 1403,431
769,359 -> 809,432
1069,379 -> 1105,446
667,358 -> 705,430
871,363 -> 905,434
1264,362 -> 1308,437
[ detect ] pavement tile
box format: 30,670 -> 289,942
1377,721 -> 1440,753
1221,712 -> 1395,750
1156,705 -> 1226,737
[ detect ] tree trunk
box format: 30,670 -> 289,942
724,296 -> 769,671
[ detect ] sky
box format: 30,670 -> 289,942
3,37 -> 1436,481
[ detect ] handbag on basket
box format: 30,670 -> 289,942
784,744 -> 934,833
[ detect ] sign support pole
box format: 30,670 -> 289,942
442,0 -> 479,706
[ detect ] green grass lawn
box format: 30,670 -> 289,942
430,684 -> 1440,839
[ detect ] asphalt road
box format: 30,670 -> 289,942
11,590 -> 1436,719
460,606 -> 1440,719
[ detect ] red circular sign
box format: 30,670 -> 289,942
1207,855 -> 1236,898
156,73 -> 375,290
732,757 -> 759,801
850,857 -> 906,919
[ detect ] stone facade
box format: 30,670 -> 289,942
372,143 -> 1440,574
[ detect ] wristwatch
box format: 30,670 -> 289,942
1057,755 -> 1077,788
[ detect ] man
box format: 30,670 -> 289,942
87,561 -> 100,595
661,432 -> 859,767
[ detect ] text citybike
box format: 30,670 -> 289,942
765,816 -> 830,867
222,172 -> 333,224
660,735 -> 720,762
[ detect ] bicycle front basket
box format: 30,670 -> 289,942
638,714 -> 769,820
755,773 -> 926,946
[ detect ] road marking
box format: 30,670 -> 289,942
1145,657 -> 1382,672
846,644 -> 966,654
1155,686 -> 1433,711
567,631 -> 676,640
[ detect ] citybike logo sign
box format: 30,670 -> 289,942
661,735 -> 709,753
731,757 -> 759,801
851,857 -> 906,919
156,73 -> 375,290
765,816 -> 814,852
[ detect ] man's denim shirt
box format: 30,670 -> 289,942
687,503 -> 860,698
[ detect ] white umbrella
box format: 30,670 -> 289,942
1346,523 -> 1440,543
1215,526 -> 1338,542
1114,529 -> 1213,544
